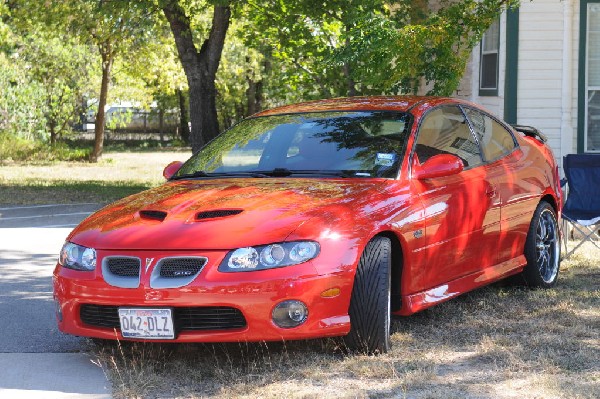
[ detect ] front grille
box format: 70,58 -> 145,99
159,257 -> 206,278
196,209 -> 243,220
79,305 -> 247,332
107,257 -> 140,277
174,307 -> 247,330
80,304 -> 120,328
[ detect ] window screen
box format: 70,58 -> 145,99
586,4 -> 600,151
480,19 -> 500,94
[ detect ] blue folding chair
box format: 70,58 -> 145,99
561,154 -> 600,259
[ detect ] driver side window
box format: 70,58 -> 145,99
415,106 -> 483,168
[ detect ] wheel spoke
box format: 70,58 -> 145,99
539,219 -> 548,241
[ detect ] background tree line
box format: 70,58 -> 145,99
0,0 -> 517,161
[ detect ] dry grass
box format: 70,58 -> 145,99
0,151 -> 189,204
91,244 -> 600,399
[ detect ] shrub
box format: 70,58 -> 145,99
0,134 -> 90,163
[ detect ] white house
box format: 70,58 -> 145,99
456,0 -> 599,169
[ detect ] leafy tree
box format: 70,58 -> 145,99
0,4 -> 46,142
11,0 -> 159,161
22,33 -> 93,145
335,0 -> 519,95
245,1 -> 517,101
245,0 -> 389,100
128,19 -> 189,142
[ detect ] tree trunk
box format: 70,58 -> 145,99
91,45 -> 113,162
344,33 -> 357,96
177,88 -> 190,144
163,1 -> 231,154
159,109 -> 164,142
187,74 -> 220,152
45,90 -> 57,145
49,120 -> 57,146
246,72 -> 257,116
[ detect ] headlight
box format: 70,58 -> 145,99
58,242 -> 97,271
219,241 -> 319,272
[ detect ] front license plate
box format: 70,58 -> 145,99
118,308 -> 175,340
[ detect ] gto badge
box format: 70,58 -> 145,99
145,258 -> 155,273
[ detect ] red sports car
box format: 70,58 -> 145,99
53,96 -> 562,353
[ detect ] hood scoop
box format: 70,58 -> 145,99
139,210 -> 168,221
196,209 -> 243,221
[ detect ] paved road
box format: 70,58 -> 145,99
0,203 -> 111,398
0,203 -> 102,229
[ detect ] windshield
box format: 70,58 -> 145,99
174,111 -> 410,179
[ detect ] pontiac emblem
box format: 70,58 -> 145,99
145,258 -> 155,273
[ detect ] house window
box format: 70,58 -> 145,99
479,19 -> 500,96
585,3 -> 600,152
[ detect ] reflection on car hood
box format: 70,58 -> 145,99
68,178 -> 389,250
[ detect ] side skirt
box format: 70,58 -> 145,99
394,255 -> 526,316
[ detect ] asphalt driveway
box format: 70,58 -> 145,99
0,203 -> 111,398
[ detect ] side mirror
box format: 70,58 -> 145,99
163,161 -> 183,180
413,154 -> 464,180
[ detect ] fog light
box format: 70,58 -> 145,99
272,300 -> 308,328
54,299 -> 63,322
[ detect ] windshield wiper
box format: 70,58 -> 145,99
259,168 -> 352,178
172,168 -> 355,180
171,171 -> 269,180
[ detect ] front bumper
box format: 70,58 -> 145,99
53,249 -> 354,343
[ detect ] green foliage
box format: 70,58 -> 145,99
0,134 -> 90,162
22,33 -> 94,142
334,0 -> 520,96
242,0 -> 517,99
0,50 -> 46,141
1,0 -> 521,163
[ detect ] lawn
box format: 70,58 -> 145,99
0,151 -> 189,205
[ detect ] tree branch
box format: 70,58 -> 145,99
200,4 -> 231,77
162,0 -> 200,74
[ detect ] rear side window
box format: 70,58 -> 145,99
463,108 -> 516,162
415,106 -> 483,168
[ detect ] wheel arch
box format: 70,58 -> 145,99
540,193 -> 559,213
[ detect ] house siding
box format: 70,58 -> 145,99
516,1 -> 564,156
458,0 -> 581,170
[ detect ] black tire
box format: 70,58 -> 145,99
523,201 -> 561,288
344,236 -> 392,354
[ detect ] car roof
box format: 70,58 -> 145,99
252,96 -> 460,117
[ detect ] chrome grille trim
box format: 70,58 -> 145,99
150,256 -> 208,289
102,256 -> 141,288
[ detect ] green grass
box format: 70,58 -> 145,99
0,180 -> 153,205
0,151 -> 190,205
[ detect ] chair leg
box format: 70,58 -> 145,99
562,219 -> 569,259
563,223 -> 600,259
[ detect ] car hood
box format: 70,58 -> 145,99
68,178 -> 389,250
